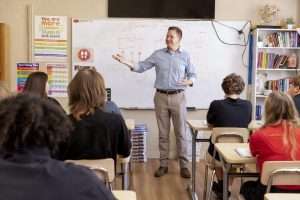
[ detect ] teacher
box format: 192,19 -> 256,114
113,26 -> 196,178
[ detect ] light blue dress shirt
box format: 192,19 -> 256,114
104,101 -> 122,116
132,48 -> 197,90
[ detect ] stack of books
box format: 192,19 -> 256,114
131,124 -> 148,163
257,52 -> 292,69
256,105 -> 262,120
265,78 -> 293,93
263,32 -> 300,47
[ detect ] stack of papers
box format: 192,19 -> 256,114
131,124 -> 148,163
235,147 -> 252,158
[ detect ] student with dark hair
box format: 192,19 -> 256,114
240,92 -> 300,200
0,94 -> 114,200
288,75 -> 300,113
61,68 -> 131,162
23,71 -> 63,109
206,73 -> 252,199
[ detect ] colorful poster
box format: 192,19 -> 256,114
46,63 -> 68,97
17,63 -> 39,92
34,16 -> 67,39
33,16 -> 69,97
34,16 -> 68,63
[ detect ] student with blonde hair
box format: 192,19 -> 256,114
60,68 -> 131,162
240,91 -> 300,200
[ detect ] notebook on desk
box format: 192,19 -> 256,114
235,147 -> 252,158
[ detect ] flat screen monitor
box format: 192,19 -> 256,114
108,0 -> 215,19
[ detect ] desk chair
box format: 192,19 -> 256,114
117,155 -> 131,190
264,193 -> 300,200
261,161 -> 300,193
66,158 -> 136,200
66,158 -> 115,190
204,127 -> 249,200
112,190 -> 137,200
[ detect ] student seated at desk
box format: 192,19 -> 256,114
60,68 -> 131,162
23,72 -> 64,110
206,73 -> 252,199
240,92 -> 300,200
288,75 -> 300,113
0,94 -> 114,200
75,66 -> 122,116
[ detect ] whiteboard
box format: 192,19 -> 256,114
72,19 -> 249,108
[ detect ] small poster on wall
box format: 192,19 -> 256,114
46,63 -> 68,97
17,63 -> 39,92
33,16 -> 69,97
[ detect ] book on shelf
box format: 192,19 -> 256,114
264,78 -> 293,93
257,52 -> 294,69
261,31 -> 300,47
256,105 -> 262,120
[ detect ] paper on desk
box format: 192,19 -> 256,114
235,147 -> 252,158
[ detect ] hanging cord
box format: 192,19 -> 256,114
211,20 -> 252,67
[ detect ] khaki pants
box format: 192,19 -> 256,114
154,91 -> 189,168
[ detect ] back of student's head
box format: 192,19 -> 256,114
23,72 -> 48,98
292,75 -> 300,88
0,82 -> 10,100
264,91 -> 298,124
264,91 -> 299,159
68,68 -> 106,120
222,73 -> 245,95
0,94 -> 72,154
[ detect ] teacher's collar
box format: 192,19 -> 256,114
166,47 -> 182,53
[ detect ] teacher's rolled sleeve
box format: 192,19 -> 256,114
132,52 -> 157,73
132,48 -> 197,90
185,54 -> 197,85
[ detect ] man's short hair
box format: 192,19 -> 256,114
168,26 -> 182,39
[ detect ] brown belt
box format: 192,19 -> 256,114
156,89 -> 184,95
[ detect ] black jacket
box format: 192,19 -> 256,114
0,148 -> 114,200
61,109 -> 131,161
206,97 -> 252,160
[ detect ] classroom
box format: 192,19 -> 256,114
0,0 -> 300,200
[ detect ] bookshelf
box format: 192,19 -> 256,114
251,28 -> 300,120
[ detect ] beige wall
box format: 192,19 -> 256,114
216,0 -> 299,23
298,0 -> 300,24
0,0 -> 299,158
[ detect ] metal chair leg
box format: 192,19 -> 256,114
109,183 -> 113,191
207,169 -> 216,200
203,164 -> 209,200
121,162 -> 129,190
240,167 -> 244,185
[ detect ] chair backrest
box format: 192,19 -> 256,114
66,158 -> 115,183
211,127 -> 249,144
112,190 -> 137,200
261,161 -> 300,193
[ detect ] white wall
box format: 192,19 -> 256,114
0,0 -> 299,158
